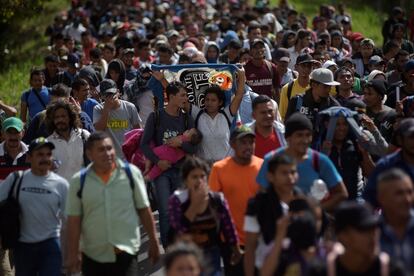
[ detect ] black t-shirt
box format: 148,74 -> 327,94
366,106 -> 397,143
329,140 -> 363,200
285,90 -> 340,125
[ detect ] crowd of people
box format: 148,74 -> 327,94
1,0 -> 414,275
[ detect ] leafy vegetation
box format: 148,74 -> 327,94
0,0 -> 68,108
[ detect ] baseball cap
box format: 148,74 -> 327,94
272,48 -> 290,62
296,53 -> 317,65
365,79 -> 387,96
360,38 -> 375,47
368,55 -> 385,66
367,70 -> 386,82
166,30 -> 180,38
2,117 -> 24,132
310,68 -> 340,86
28,137 -> 55,153
122,48 -> 135,55
404,60 -> 414,72
99,79 -> 118,94
66,53 -> 80,69
230,125 -> 255,142
322,60 -> 338,69
250,38 -> 266,48
205,23 -> 219,33
349,32 -> 364,42
334,201 -> 379,233
228,39 -> 242,49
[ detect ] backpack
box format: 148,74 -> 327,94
194,109 -> 231,129
80,129 -> 90,166
311,149 -> 320,173
0,171 -> 24,249
77,162 -> 134,199
295,95 -> 304,112
286,81 -> 295,101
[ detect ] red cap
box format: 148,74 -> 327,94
349,32 -> 364,42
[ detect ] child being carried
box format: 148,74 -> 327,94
144,128 -> 202,181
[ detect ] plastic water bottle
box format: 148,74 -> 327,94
310,179 -> 328,201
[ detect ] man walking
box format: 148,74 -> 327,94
209,126 -> 263,274
93,79 -> 141,157
66,132 -> 160,275
0,137 -> 69,276
46,100 -> 90,181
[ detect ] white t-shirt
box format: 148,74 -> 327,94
191,105 -> 234,162
48,128 -> 90,181
244,201 -> 289,268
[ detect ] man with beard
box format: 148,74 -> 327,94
209,126 -> 263,274
0,117 -> 30,180
46,100 -> 90,181
0,137 -> 68,276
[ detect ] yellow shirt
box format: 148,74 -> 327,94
279,79 -> 309,121
279,79 -> 338,121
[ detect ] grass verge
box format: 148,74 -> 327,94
0,0 -> 68,108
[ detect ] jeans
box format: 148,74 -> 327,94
154,167 -> 181,248
203,246 -> 222,276
14,238 -> 62,276
82,252 -> 138,276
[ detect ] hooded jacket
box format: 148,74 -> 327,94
204,41 -> 220,63
105,59 -> 126,94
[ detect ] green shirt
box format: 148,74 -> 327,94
66,159 -> 149,263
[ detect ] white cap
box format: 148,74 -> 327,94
322,60 -> 338,69
310,68 -> 340,86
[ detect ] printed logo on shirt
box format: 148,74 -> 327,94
22,187 -> 51,194
163,130 -> 179,144
107,120 -> 128,129
246,78 -> 272,87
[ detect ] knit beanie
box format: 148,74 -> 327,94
285,112 -> 313,138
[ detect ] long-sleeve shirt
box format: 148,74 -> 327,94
168,190 -> 238,247
140,109 -> 196,165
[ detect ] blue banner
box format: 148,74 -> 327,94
149,64 -> 239,108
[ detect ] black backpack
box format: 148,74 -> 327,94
0,171 -> 24,249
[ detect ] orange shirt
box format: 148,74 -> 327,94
209,156 -> 263,245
